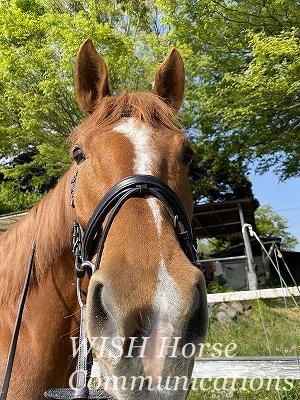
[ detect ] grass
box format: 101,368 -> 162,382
205,297 -> 300,356
187,380 -> 300,400
187,297 -> 300,399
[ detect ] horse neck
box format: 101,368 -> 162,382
0,168 -> 76,303
0,169 -> 82,393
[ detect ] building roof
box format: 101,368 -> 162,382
193,198 -> 256,238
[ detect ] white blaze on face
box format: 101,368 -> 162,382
113,118 -> 163,233
143,260 -> 181,381
113,118 -> 156,175
113,119 -> 180,379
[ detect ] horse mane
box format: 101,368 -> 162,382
0,170 -> 75,302
69,91 -> 182,145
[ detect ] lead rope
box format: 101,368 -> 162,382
0,242 -> 36,400
44,282 -> 96,400
71,281 -> 93,399
44,232 -> 113,400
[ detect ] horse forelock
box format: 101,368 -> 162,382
69,91 -> 182,146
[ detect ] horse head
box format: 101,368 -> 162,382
71,39 -> 208,400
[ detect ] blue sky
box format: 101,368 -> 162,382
250,170 -> 300,251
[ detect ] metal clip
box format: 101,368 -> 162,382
76,278 -> 85,307
81,261 -> 96,278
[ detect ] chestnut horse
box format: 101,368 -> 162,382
0,39 -> 207,400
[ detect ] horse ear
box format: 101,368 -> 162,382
75,38 -> 110,114
153,48 -> 185,112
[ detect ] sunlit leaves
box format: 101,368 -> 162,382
1,0 -> 300,217
255,204 -> 299,251
158,0 -> 300,180
0,0 -> 161,213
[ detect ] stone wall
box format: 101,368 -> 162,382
208,300 -> 252,324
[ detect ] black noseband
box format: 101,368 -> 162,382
73,175 -> 197,277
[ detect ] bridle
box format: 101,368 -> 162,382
72,174 -> 197,282
2,173 -> 197,400
48,174 -> 197,399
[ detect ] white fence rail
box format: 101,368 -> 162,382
91,357 -> 300,380
192,357 -> 300,379
207,286 -> 300,304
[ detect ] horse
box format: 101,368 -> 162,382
0,39 -> 208,400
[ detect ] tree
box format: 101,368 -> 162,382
0,0 -> 163,213
0,0 -> 81,212
190,140 -> 259,206
2,0 -> 291,216
157,0 -> 300,180
255,204 -> 298,251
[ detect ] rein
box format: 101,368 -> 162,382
0,243 -> 36,400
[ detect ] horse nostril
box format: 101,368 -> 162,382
184,282 -> 208,345
89,283 -> 108,323
87,281 -> 123,355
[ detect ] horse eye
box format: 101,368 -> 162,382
73,147 -> 85,164
183,147 -> 194,166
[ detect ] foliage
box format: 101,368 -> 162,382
206,281 -> 233,294
1,0 -> 300,216
190,140 -> 259,206
255,204 -> 299,251
157,0 -> 300,180
207,235 -> 243,254
0,0 -> 165,213
0,180 -> 42,213
0,0 -> 78,211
